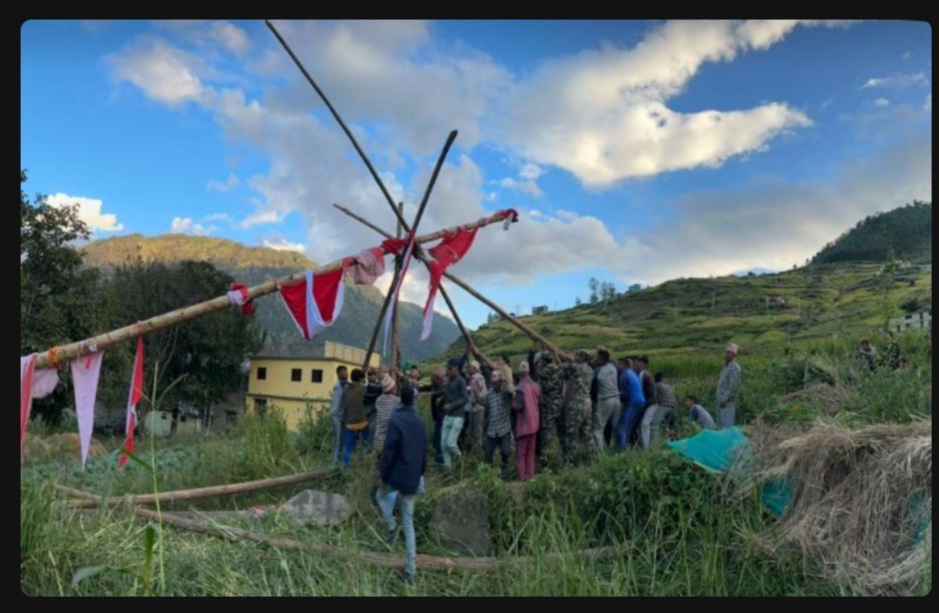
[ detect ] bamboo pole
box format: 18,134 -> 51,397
132,507 -> 628,572
59,468 -> 339,508
438,282 -> 495,371
390,202 -> 404,373
31,212 -> 514,370
264,20 -> 411,235
333,204 -> 570,362
361,131 -> 457,373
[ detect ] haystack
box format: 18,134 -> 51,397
743,418 -> 931,595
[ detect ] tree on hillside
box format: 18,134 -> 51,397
21,169 -> 108,424
97,259 -> 265,417
589,277 -> 600,304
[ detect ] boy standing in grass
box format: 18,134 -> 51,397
376,385 -> 427,585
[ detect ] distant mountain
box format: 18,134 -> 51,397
80,234 -> 461,363
809,201 -> 932,266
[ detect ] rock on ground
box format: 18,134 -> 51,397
428,487 -> 492,556
280,490 -> 352,527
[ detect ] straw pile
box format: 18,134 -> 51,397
743,418 -> 931,595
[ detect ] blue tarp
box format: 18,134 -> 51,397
666,426 -> 793,518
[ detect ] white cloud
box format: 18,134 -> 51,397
861,72 -> 929,89
261,238 -> 306,253
494,20 -> 844,187
926,94 -> 932,110
106,36 -> 205,106
496,162 -> 545,197
170,217 -> 214,235
903,51 -> 912,60
207,172 -> 241,192
108,19 -> 912,303
45,193 -> 123,232
204,213 -> 233,222
874,98 -> 890,107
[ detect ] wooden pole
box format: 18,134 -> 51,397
390,202 -> 404,373
361,131 -> 457,373
438,282 -> 495,371
333,204 -> 570,362
264,20 -> 411,235
60,467 -> 338,508
131,506 -> 628,572
30,212 -> 513,370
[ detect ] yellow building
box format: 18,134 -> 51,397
245,341 -> 381,430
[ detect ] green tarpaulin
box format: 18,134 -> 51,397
666,427 -> 792,519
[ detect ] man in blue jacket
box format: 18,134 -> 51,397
616,357 -> 646,450
376,385 -> 427,585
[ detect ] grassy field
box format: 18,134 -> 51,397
21,330 -> 931,596
436,261 -> 932,366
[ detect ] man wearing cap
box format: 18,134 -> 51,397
531,345 -> 563,470
373,375 -> 401,452
513,360 -> 541,481
466,360 -> 488,452
481,369 -> 514,476
717,343 -> 742,428
364,369 -> 384,448
440,358 -> 470,470
593,347 -> 621,452
560,349 -> 595,464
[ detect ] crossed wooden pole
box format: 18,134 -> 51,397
264,20 -> 571,372
28,21 -> 568,373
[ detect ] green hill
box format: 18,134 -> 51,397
440,202 -> 932,364
80,234 -> 461,363
810,201 -> 931,266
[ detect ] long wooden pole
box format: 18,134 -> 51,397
361,131 -> 457,373
333,204 -> 570,362
31,212 -> 514,370
131,506 -> 628,572
264,20 -> 411,234
390,202 -> 404,373
60,467 -> 338,508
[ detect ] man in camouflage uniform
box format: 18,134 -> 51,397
559,349 -> 596,465
535,351 -> 563,470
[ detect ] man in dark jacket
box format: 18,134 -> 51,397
376,385 -> 427,584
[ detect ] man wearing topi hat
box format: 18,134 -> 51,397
716,343 -> 742,428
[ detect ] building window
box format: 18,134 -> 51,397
291,368 -> 302,382
311,369 -> 323,383
257,367 -> 267,380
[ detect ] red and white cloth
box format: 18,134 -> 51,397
120,337 -> 144,470
71,350 -> 105,469
279,268 -> 346,340
420,227 -> 479,340
227,283 -> 254,316
20,354 -> 59,461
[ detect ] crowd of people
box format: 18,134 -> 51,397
325,340 -> 744,584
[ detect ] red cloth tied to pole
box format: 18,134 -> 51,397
227,283 -> 254,315
420,227 -> 479,340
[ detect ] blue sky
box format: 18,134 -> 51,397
21,20 -> 932,331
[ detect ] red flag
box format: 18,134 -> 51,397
279,268 -> 346,340
421,228 -> 479,340
119,336 -> 144,470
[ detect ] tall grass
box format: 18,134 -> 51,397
21,334 -> 931,596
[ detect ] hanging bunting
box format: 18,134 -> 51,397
120,337 -> 144,470
279,267 -> 346,340
382,234 -> 416,357
420,227 -> 480,341
71,350 -> 104,470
